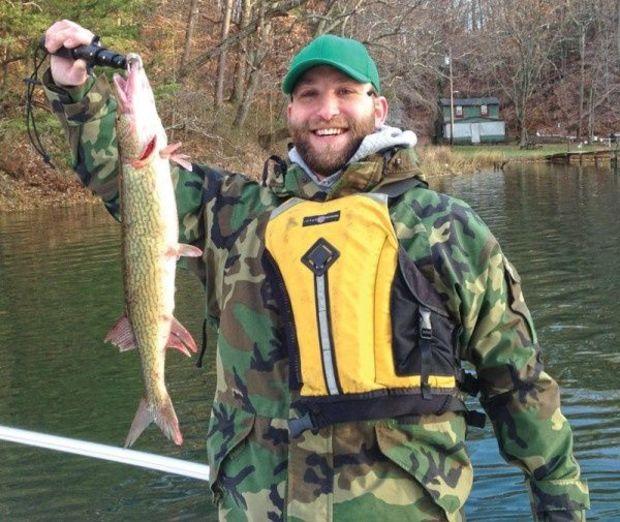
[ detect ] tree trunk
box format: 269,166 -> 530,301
179,0 -> 307,78
517,103 -> 528,146
617,0 -> 620,59
215,0 -> 234,108
231,0 -> 253,104
233,57 -> 261,127
587,82 -> 595,143
233,2 -> 269,127
180,0 -> 200,70
577,27 -> 586,141
520,125 -> 528,147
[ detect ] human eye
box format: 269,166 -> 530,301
297,88 -> 318,100
336,86 -> 359,97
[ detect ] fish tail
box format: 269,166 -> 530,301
124,396 -> 183,448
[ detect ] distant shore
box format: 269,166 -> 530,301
417,143 -> 614,177
1,143 -> 614,213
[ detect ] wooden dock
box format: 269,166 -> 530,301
544,149 -> 615,165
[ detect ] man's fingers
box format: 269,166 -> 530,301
45,28 -> 94,53
44,20 -> 94,54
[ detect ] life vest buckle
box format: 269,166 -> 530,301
464,409 -> 486,428
457,369 -> 481,396
288,411 -> 316,438
419,308 -> 433,340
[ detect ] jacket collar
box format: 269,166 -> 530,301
267,146 -> 426,201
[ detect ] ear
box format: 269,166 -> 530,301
287,101 -> 293,121
374,96 -> 389,129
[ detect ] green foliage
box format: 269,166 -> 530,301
154,82 -> 182,100
0,0 -> 156,160
0,0 -> 154,56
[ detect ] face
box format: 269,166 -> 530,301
287,66 -> 388,178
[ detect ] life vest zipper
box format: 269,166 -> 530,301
315,272 -> 339,395
302,238 -> 342,396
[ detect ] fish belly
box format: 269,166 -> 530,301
121,160 -> 178,401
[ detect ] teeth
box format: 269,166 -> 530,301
315,128 -> 344,136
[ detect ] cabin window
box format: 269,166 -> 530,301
480,104 -> 488,116
455,105 -> 463,117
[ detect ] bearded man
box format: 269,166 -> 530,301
44,20 -> 589,521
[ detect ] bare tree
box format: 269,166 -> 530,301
179,0 -> 308,78
584,0 -> 620,140
215,0 -> 235,108
230,0 -> 253,104
567,0 -> 597,140
476,0 -> 566,146
233,0 -> 271,127
180,0 -> 200,70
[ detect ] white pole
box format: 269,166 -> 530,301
0,425 -> 210,481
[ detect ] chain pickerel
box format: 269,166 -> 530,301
105,54 -> 201,447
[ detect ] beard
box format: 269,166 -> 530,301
289,113 -> 376,177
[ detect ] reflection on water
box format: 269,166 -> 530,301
0,164 -> 618,519
0,206 -> 215,520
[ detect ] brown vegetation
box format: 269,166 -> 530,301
417,146 -> 505,178
0,0 -> 618,211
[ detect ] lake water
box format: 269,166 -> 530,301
0,163 -> 618,520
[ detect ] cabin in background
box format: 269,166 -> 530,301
439,97 -> 506,144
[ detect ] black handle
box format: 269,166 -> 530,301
39,36 -> 127,70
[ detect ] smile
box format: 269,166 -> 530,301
313,128 -> 347,136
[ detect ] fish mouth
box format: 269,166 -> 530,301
126,53 -> 143,72
112,53 -> 144,114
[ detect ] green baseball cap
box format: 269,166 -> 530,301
282,34 -> 380,95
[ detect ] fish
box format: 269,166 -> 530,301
105,53 -> 201,447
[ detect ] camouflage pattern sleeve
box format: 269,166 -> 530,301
452,205 -> 590,520
42,69 -> 216,319
42,69 -> 121,218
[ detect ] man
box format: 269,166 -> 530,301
44,20 -> 589,521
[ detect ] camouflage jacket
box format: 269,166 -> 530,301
45,70 -> 589,521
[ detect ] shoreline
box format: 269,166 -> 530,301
1,144 -> 614,213
0,168 -> 97,213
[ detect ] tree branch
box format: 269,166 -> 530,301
179,0 -> 309,78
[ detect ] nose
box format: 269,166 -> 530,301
315,92 -> 340,121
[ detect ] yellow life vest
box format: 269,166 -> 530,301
264,190 -> 472,436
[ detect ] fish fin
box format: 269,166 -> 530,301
170,154 -> 193,172
160,142 -> 193,171
178,243 -> 202,258
104,315 -> 137,352
125,397 -> 154,448
165,243 -> 202,260
125,396 -> 183,447
169,316 -> 198,354
166,333 -> 192,357
160,142 -> 183,158
155,395 -> 183,446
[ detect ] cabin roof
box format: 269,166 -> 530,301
440,97 -> 500,106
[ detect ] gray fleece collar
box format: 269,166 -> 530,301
288,125 -> 418,188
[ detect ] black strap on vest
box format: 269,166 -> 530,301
418,307 -> 433,399
195,318 -> 208,368
288,393 -> 470,438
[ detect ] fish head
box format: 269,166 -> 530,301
113,54 -> 167,166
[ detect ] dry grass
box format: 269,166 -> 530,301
417,146 -> 506,177
159,89 -> 285,180
0,139 -> 98,212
